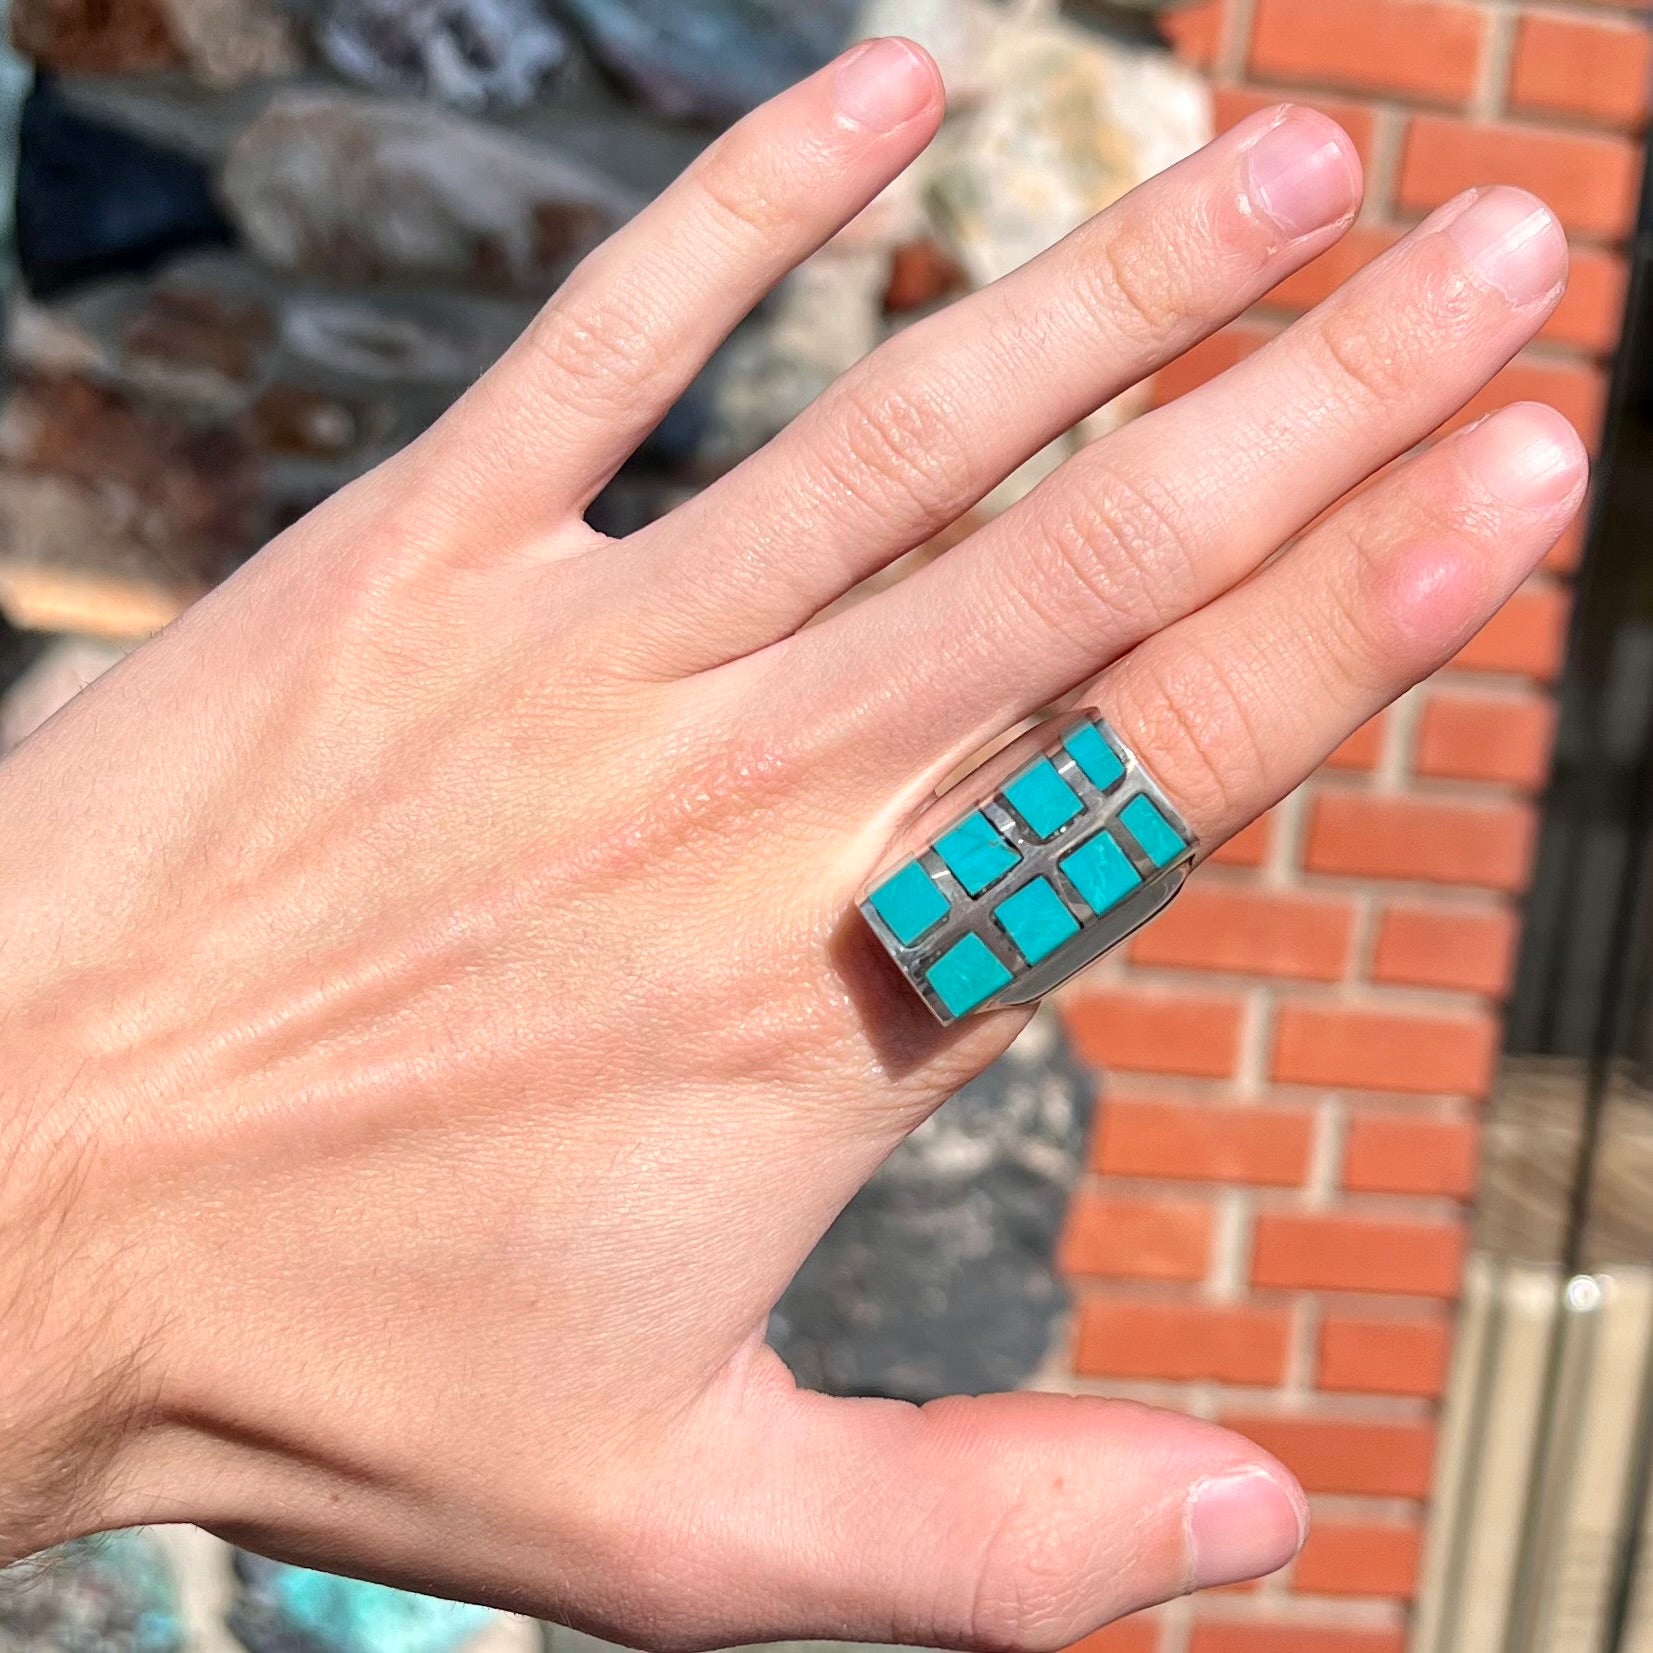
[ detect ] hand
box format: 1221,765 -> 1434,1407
0,38 -> 1582,1652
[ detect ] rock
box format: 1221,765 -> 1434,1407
926,15 -> 1209,287
0,373 -> 258,634
16,78 -> 233,300
120,280 -> 279,407
251,384 -> 371,455
159,0 -> 302,86
10,0 -> 180,74
0,1530 -> 185,1653
882,237 -> 967,314
222,89 -> 634,291
551,0 -> 859,123
232,1556 -> 496,1653
302,0 -> 571,111
771,1012 -> 1092,1401
10,0 -> 299,82
0,632 -> 127,751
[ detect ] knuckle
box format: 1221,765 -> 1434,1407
1115,644 -> 1274,829
1021,463 -> 1201,648
691,139 -> 799,250
1085,210 -> 1211,344
527,279 -> 666,408
1308,240 -> 1489,419
833,377 -> 977,523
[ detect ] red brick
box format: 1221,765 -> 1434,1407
1343,1114 -> 1481,1197
1510,12 -> 1652,130
1250,0 -> 1486,106
1061,1192 -> 1214,1282
1304,793 -> 1536,891
1265,224 -> 1400,314
1214,87 -> 1380,175
1190,1630 -> 1403,1653
1446,357 -> 1608,448
1325,714 -> 1386,772
1152,322 -> 1274,406
1221,1414 -> 1438,1497
1451,583 -> 1571,679
1543,511 -> 1588,576
1130,886 -> 1355,980
1415,690 -> 1556,789
1272,1001 -> 1499,1096
1165,0 -> 1225,68
1211,812 -> 1273,868
1095,1098 -> 1314,1185
1397,116 -> 1641,240
1076,1299 -> 1291,1385
1252,1211 -> 1466,1296
1294,1522 -> 1424,1598
1066,1622 -> 1159,1653
1065,989 -> 1245,1079
1545,247 -> 1629,354
1319,1313 -> 1454,1397
1371,902 -> 1518,996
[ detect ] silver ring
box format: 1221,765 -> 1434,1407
858,713 -> 1197,1025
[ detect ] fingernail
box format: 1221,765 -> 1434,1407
1465,402 -> 1587,509
836,38 -> 934,132
1185,1466 -> 1308,1591
1245,110 -> 1360,241
1444,186 -> 1568,305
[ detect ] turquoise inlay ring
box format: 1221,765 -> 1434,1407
859,713 -> 1197,1025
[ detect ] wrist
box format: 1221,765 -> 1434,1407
0,1038 -> 162,1561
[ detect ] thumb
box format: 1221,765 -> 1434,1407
652,1368 -> 1307,1651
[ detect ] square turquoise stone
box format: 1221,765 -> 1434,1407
1120,794 -> 1187,868
1004,758 -> 1084,840
1064,722 -> 1125,793
934,810 -> 1021,896
1060,831 -> 1143,916
994,877 -> 1081,965
867,861 -> 949,946
926,933 -> 1015,1017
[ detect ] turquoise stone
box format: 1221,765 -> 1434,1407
1121,794 -> 1186,868
935,810 -> 1021,895
1061,831 -> 1143,915
1063,722 -> 1125,792
868,861 -> 949,945
995,877 -> 1081,965
926,933 -> 1015,1017
1004,757 -> 1084,839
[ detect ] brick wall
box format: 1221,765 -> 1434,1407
1051,3 -> 1649,1651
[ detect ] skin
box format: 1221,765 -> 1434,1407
0,38 -> 1585,1653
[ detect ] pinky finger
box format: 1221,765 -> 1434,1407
1092,402 -> 1586,852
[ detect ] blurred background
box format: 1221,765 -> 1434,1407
0,1 -> 1648,1652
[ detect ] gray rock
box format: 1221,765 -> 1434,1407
0,1531 -> 185,1653
221,89 -> 634,291
551,0 -> 859,124
771,1012 -> 1092,1401
301,0 -> 572,111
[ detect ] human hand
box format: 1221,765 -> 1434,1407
0,38 -> 1582,1652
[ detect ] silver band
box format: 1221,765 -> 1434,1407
858,713 -> 1197,1025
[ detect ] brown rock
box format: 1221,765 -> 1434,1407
11,0 -> 299,83
0,373 -> 258,635
882,238 -> 967,314
120,284 -> 278,404
11,0 -> 181,74
221,90 -> 634,292
250,385 -> 368,456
